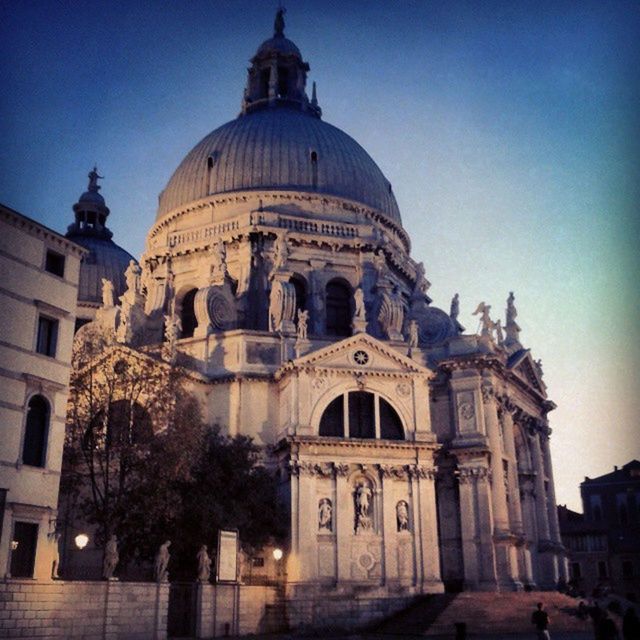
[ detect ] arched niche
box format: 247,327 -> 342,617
22,394 -> 50,467
178,287 -> 198,338
325,278 -> 352,337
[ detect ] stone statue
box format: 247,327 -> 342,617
103,534 -> 119,580
413,261 -> 428,296
354,288 -> 365,320
297,309 -> 309,340
271,234 -> 289,274
210,240 -> 227,280
88,166 -> 103,192
274,8 -> 285,36
355,481 -> 373,532
318,498 -> 332,531
505,291 -> 522,345
196,545 -> 211,583
408,319 -> 419,349
472,302 -> 495,338
51,532 -> 61,579
396,501 -> 409,532
124,260 -> 141,296
154,540 -> 171,582
101,278 -> 115,308
494,319 -> 505,345
162,314 -> 182,363
450,293 -> 460,321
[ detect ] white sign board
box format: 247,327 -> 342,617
216,529 -> 238,583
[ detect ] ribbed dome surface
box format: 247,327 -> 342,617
157,107 -> 401,223
72,236 -> 135,305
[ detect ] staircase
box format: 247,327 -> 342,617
375,591 -> 593,636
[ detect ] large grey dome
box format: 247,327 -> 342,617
157,107 -> 401,223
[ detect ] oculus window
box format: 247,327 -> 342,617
319,391 -> 404,440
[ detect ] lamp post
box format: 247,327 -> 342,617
74,533 -> 89,550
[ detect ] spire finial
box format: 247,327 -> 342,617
88,166 -> 104,192
311,81 -> 318,106
274,7 -> 285,37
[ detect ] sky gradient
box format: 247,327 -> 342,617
1,0 -> 638,510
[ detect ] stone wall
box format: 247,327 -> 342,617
0,580 -> 169,640
195,583 -> 280,637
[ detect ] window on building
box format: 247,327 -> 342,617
571,562 -> 582,579
598,561 -> 608,579
348,391 -> 375,438
22,395 -> 49,467
252,557 -> 264,568
36,316 -> 58,357
617,494 -> 629,525
44,250 -> 65,277
622,560 -> 634,579
318,392 -> 404,440
10,522 -> 39,578
106,400 -> 153,447
325,280 -> 351,336
180,288 -> 198,339
310,151 -> 318,188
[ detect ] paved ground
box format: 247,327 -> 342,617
239,633 -> 596,640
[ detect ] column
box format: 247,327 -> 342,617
379,469 -> 398,585
335,464 -> 351,584
500,405 -> 524,533
415,465 -> 444,592
530,429 -> 551,541
457,460 -> 498,590
540,431 -> 561,543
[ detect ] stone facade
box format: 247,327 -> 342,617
64,11 -> 567,622
0,204 -> 85,581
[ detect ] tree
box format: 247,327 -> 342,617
61,328 -> 283,578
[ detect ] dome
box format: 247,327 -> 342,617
255,36 -> 301,58
157,107 -> 401,223
77,190 -> 106,206
72,236 -> 135,305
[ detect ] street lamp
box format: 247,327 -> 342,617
272,548 -> 283,561
74,533 -> 89,550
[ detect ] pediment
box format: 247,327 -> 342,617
277,333 -> 433,378
508,348 -> 546,395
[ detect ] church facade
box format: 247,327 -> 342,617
71,13 -> 567,607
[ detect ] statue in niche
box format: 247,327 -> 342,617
101,278 -> 115,308
396,501 -> 410,532
154,540 -> 171,582
103,534 -> 119,580
355,481 -> 373,533
297,309 -> 309,340
408,319 -> 419,349
271,234 -> 289,274
318,498 -> 332,531
450,293 -> 460,321
472,302 -> 496,338
124,260 -> 142,296
196,545 -> 211,583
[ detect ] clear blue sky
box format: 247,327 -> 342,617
1,0 -> 638,510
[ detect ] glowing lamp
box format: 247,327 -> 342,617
272,548 -> 283,561
74,533 -> 89,550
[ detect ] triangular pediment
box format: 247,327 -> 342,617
277,333 -> 433,378
508,348 -> 546,395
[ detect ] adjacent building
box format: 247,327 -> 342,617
0,204 -> 86,580
559,460 -> 640,602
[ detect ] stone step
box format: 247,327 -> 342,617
377,592 -> 594,636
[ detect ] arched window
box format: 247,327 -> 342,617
380,398 -> 403,440
318,392 -> 404,440
22,395 -> 49,467
325,280 -> 351,337
348,391 -> 375,438
107,400 -> 153,447
319,395 -> 344,437
180,288 -> 198,338
310,150 -> 318,188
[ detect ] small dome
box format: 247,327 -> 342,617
72,236 -> 136,305
255,36 -> 301,58
157,107 -> 401,223
77,190 -> 106,206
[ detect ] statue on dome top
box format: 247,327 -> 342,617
274,8 -> 286,37
88,166 -> 103,192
